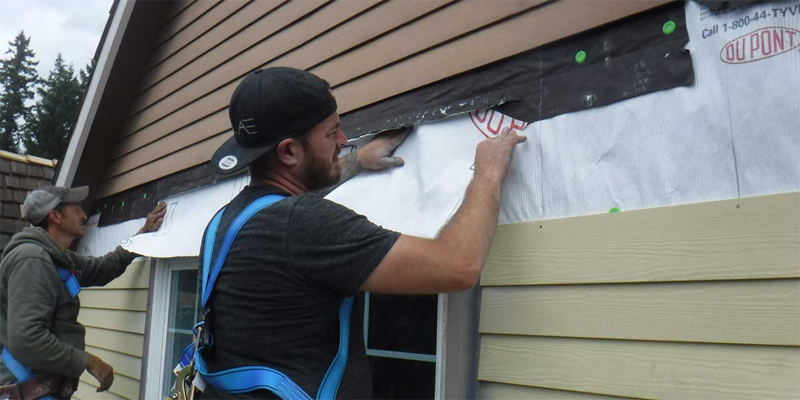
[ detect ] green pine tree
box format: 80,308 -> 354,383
0,31 -> 39,153
22,54 -> 83,160
79,58 -> 96,90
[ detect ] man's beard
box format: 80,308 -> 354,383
302,145 -> 341,192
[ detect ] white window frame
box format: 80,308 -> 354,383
144,258 -> 448,399
144,257 -> 199,400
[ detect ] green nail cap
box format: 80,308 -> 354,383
143,193 -> 147,199
121,201 -> 125,208
663,20 -> 676,35
575,50 -> 587,64
104,203 -> 107,208
609,207 -> 620,213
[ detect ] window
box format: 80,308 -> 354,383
364,292 -> 441,399
145,258 -> 445,399
145,258 -> 200,400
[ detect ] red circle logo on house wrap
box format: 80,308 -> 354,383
720,26 -> 800,64
468,109 -> 527,138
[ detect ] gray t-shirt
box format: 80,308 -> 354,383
199,185 -> 400,399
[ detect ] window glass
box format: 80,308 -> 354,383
161,268 -> 199,397
367,293 -> 437,355
369,356 -> 436,399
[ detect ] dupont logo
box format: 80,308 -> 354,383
468,109 -> 527,138
720,26 -> 800,64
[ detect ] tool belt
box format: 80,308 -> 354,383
0,374 -> 74,400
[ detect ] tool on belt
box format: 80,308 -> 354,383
167,194 -> 354,400
0,268 -> 81,400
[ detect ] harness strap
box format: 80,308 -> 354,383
202,194 -> 286,308
316,296 -> 354,400
1,348 -> 56,400
191,194 -> 355,400
56,268 -> 81,298
1,348 -> 32,382
0,267 -> 80,399
194,351 -> 311,400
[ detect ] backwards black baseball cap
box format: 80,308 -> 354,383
211,67 -> 338,174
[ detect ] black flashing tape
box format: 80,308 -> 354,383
341,2 -> 693,138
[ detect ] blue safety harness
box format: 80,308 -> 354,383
177,194 -> 354,400
0,266 -> 81,400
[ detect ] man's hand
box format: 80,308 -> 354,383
474,127 -> 527,183
356,126 -> 412,170
86,353 -> 114,392
137,202 -> 167,235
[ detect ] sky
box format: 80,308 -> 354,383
0,0 -> 113,80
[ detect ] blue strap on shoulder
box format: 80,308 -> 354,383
56,268 -> 81,298
202,194 -> 285,308
0,267 -> 78,400
192,194 -> 355,400
1,348 -> 55,400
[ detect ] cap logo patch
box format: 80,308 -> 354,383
238,118 -> 257,136
218,155 -> 238,170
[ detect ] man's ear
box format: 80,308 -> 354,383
47,209 -> 62,227
275,138 -> 304,167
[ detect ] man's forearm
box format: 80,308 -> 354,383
339,151 -> 363,184
435,173 -> 502,278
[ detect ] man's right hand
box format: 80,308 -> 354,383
87,354 -> 114,392
474,127 -> 527,183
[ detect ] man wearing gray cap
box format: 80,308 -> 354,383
0,185 -> 167,398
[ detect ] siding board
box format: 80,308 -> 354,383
120,0 -> 380,154
332,0 -> 671,114
78,371 -> 140,400
480,279 -> 800,346
98,258 -> 150,289
146,0 -> 251,71
163,1 -> 196,25
98,133 -> 229,198
84,327 -> 144,358
79,288 -> 149,312
84,345 -> 142,380
479,383 -> 634,399
74,379 -> 127,400
98,0 -> 673,197
310,0 -> 547,87
78,308 -> 147,334
105,112 -> 229,178
123,0 -> 328,134
482,192 -> 800,286
479,335 -> 800,400
152,0 -> 220,49
138,0 -> 286,94
104,0 -> 448,174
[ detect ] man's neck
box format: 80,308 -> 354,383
46,228 -> 74,251
250,172 -> 307,196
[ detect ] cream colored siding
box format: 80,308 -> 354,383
73,258 -> 150,400
478,192 -> 800,399
96,0 -> 671,198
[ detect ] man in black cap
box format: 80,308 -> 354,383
198,67 -> 525,399
0,186 -> 167,398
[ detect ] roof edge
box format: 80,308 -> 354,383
55,0 -> 136,187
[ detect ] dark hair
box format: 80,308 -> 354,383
34,203 -> 67,230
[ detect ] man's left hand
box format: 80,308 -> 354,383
137,202 -> 167,235
357,127 -> 412,171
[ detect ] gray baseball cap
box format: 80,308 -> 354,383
22,185 -> 89,224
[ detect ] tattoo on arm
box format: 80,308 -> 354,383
313,151 -> 363,197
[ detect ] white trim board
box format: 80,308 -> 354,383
57,0 -> 135,187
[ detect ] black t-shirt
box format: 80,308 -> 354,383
199,185 -> 400,399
